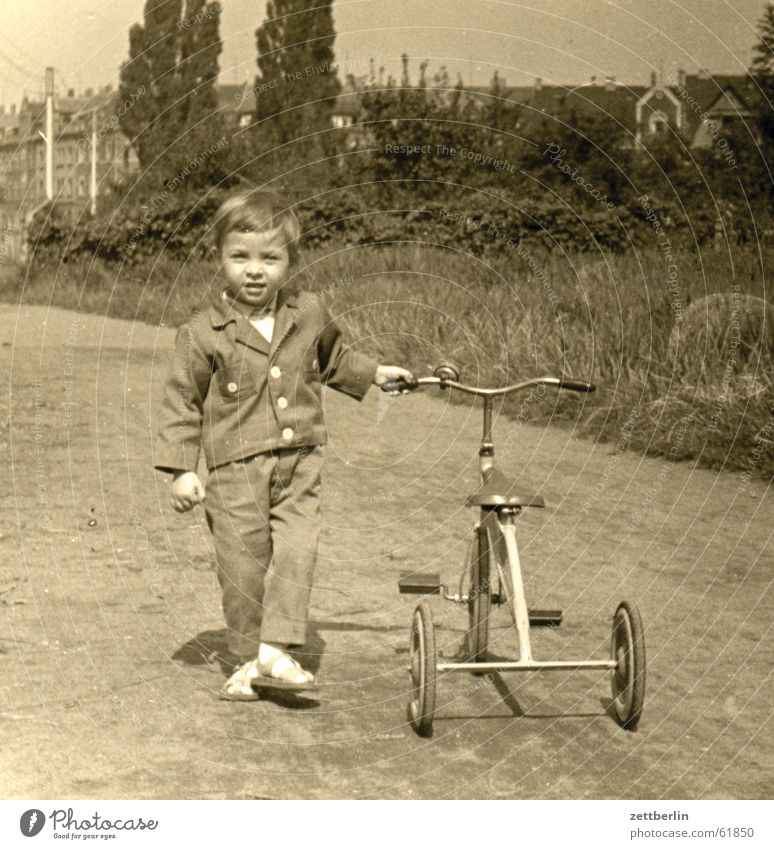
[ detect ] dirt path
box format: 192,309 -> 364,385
1,303 -> 772,799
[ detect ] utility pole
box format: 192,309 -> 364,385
45,67 -> 54,201
90,108 -> 98,215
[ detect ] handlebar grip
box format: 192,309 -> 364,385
558,379 -> 596,393
381,375 -> 419,392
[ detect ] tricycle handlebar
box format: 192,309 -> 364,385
403,375 -> 595,398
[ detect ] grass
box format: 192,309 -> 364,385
4,240 -> 772,479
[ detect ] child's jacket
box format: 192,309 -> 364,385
153,289 -> 378,473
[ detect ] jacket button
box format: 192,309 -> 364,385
312,359 -> 318,369
277,397 -> 288,409
227,382 -> 238,393
282,427 -> 294,441
270,366 -> 281,378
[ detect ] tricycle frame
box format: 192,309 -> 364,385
439,508 -> 616,674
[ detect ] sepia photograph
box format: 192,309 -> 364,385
0,0 -> 772,821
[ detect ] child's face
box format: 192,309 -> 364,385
221,227 -> 290,310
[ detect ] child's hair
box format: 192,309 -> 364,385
213,188 -> 301,265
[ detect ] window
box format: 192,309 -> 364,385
648,110 -> 669,135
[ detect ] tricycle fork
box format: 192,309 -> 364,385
482,507 -> 532,662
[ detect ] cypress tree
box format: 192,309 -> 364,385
119,0 -> 225,184
750,2 -> 774,200
253,0 -> 341,146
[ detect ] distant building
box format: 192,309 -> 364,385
217,79 -> 363,148
0,69 -> 758,212
0,85 -> 139,215
0,68 -> 758,262
0,84 -> 140,260
318,68 -> 760,152
217,82 -> 256,129
662,70 -> 759,148
513,69 -> 759,148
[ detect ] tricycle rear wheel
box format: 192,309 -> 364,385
408,602 -> 437,737
611,600 -> 646,730
466,526 -> 491,665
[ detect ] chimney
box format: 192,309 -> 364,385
697,68 -> 709,80
650,70 -> 657,87
677,68 -> 686,88
10,103 -> 15,115
0,105 -> 4,115
605,75 -> 617,90
103,83 -> 112,93
534,77 -> 542,91
85,87 -> 94,97
68,88 -> 75,98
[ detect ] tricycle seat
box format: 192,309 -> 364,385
465,469 -> 545,509
466,492 -> 545,508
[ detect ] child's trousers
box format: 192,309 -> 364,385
204,446 -> 323,660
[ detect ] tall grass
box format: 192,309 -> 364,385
8,242 -> 773,478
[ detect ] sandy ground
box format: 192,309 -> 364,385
1,303 -> 772,799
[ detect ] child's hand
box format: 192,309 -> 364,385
374,365 -> 416,396
171,472 -> 207,512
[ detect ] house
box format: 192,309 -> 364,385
217,82 -> 256,129
662,70 -> 759,147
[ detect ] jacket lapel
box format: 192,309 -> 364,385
209,289 -> 298,358
235,317 -> 271,355
269,292 -> 300,360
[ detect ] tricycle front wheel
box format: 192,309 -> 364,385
408,602 -> 437,737
610,600 -> 646,730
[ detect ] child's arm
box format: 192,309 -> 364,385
316,303 -> 415,398
316,306 -> 380,400
154,322 -> 213,510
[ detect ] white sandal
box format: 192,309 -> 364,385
220,661 -> 262,701
237,650 -> 317,692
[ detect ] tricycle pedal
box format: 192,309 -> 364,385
489,595 -> 562,626
529,609 -> 563,627
398,572 -> 442,595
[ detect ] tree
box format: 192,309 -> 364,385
252,0 -> 341,147
356,58 -> 526,198
119,0 -> 225,186
750,1 -> 774,197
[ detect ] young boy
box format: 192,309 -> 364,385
154,189 -> 413,700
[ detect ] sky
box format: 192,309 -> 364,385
0,0 -> 767,106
